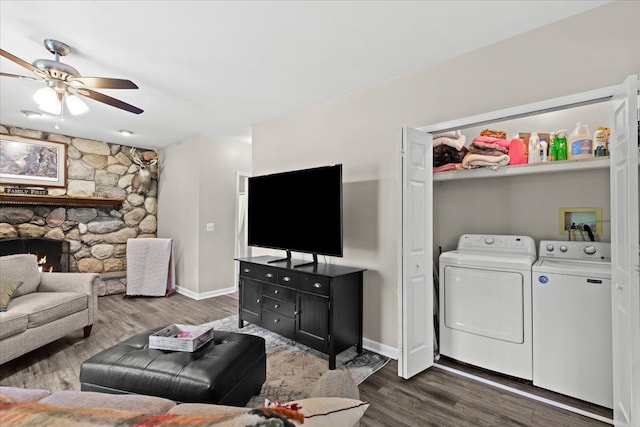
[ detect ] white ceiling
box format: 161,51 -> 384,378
0,1 -> 608,149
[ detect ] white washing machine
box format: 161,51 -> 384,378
532,240 -> 612,408
439,234 -> 537,380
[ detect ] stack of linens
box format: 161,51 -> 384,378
433,130 -> 467,172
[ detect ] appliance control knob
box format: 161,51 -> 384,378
546,244 -> 554,252
559,245 -> 568,252
485,237 -> 495,244
584,245 -> 597,255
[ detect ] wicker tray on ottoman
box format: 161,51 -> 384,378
149,324 -> 213,352
79,328 -> 266,406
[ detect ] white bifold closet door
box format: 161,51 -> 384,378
399,127 -> 434,379
609,73 -> 639,427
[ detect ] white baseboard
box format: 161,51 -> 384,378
175,285 -> 236,300
363,337 -> 398,360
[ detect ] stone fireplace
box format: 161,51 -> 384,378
0,125 -> 158,296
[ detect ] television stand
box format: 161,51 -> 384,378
267,250 -> 292,264
267,251 -> 319,268
294,253 -> 318,268
236,255 -> 366,369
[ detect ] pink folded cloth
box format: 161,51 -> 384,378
433,163 -> 463,173
462,153 -> 510,170
469,139 -> 509,155
472,135 -> 511,148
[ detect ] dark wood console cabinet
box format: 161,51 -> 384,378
236,256 -> 365,369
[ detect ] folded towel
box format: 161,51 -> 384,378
472,135 -> 511,148
433,145 -> 468,167
433,135 -> 466,150
433,130 -> 461,139
469,141 -> 509,156
462,153 -> 510,170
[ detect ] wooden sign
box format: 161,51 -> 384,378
4,187 -> 49,195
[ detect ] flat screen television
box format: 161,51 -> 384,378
247,164 -> 343,264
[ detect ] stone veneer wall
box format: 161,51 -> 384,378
0,125 -> 158,295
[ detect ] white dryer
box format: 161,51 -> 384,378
439,234 -> 537,380
532,240 -> 612,408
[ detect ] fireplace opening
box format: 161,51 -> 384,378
0,237 -> 70,272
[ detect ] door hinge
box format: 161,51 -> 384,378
328,334 -> 331,343
328,301 -> 331,311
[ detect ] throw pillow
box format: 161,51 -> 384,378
287,397 -> 369,427
0,279 -> 22,312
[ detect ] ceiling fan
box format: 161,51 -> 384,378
0,39 -> 143,115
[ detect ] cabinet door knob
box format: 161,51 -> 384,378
273,318 -> 280,323
243,268 -> 250,273
266,273 -> 273,278
283,276 -> 291,282
294,311 -> 299,316
274,304 -> 280,309
313,282 -> 322,288
256,299 -> 261,304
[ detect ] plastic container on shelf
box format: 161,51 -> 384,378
528,132 -> 540,164
568,122 -> 593,160
556,130 -> 568,160
549,132 -> 557,161
539,138 -> 548,162
594,127 -> 608,157
508,135 -> 527,165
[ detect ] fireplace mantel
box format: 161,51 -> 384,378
0,193 -> 124,208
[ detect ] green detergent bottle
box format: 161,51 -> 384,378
549,132 -> 558,161
556,130 -> 568,161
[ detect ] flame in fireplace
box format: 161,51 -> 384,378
37,255 -> 53,273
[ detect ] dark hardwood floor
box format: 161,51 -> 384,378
1,293 -> 610,426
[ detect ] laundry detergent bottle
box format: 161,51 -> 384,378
556,130 -> 568,161
528,132 -> 540,164
539,138 -> 548,162
568,122 -> 593,160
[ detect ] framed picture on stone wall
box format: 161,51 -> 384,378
0,135 -> 67,188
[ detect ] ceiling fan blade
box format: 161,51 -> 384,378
0,72 -> 38,81
69,76 -> 139,89
74,87 -> 143,114
0,49 -> 40,73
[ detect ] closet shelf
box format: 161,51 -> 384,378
433,157 -> 610,182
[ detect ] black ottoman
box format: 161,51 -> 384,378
79,329 -> 266,406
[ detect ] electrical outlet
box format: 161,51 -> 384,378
206,223 -> 215,232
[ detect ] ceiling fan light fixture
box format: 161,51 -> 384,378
65,94 -> 89,115
33,86 -> 61,115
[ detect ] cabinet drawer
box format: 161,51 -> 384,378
262,310 -> 295,339
279,271 -> 330,296
262,296 -> 296,318
239,262 -> 277,283
262,283 -> 296,304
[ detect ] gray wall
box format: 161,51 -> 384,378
158,136 -> 251,297
251,1 -> 640,352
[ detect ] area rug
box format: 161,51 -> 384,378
202,315 -> 390,407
